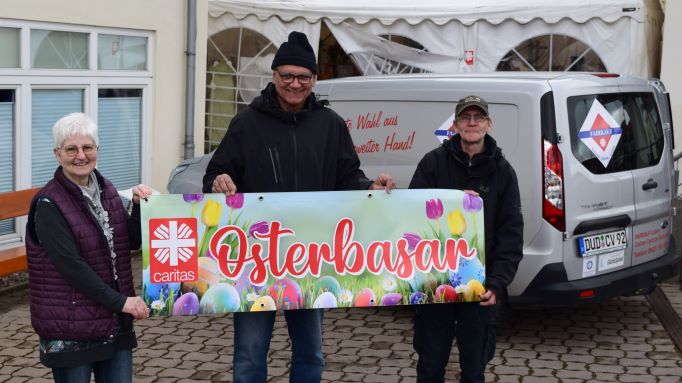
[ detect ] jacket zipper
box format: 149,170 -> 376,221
274,147 -> 284,186
292,115 -> 299,190
268,147 -> 279,184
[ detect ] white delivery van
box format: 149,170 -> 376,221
313,72 -> 680,305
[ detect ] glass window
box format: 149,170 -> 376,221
0,90 -> 15,235
32,89 -> 84,187
378,34 -> 426,51
497,34 -> 606,72
567,92 -> 664,174
0,27 -> 20,68
98,34 -> 148,70
31,29 -> 88,69
206,28 -> 276,153
97,89 -> 142,189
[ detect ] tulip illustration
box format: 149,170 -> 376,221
201,199 -> 222,227
248,220 -> 269,238
447,209 -> 466,237
402,232 -> 421,251
425,198 -> 444,220
199,199 -> 222,257
183,193 -> 204,217
462,192 -> 483,261
425,198 -> 444,241
463,193 -> 483,212
226,193 -> 244,209
225,193 -> 244,224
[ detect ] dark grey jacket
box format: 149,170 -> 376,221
409,134 -> 524,300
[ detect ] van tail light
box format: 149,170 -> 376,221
592,73 -> 620,78
543,140 -> 565,232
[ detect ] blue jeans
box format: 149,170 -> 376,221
51,349 -> 132,383
413,303 -> 497,383
233,309 -> 324,383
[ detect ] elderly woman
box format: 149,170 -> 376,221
25,112 -> 150,383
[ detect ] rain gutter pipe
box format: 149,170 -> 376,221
184,0 -> 197,159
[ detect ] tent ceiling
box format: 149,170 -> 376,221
208,0 -> 647,25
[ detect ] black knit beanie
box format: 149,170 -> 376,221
271,31 -> 318,74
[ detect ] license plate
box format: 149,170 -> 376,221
578,229 -> 627,257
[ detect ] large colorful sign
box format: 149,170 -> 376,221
141,189 -> 486,316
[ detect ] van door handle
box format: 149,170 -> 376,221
642,179 -> 658,190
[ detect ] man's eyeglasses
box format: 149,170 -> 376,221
275,70 -> 314,85
456,114 -> 488,123
60,144 -> 98,157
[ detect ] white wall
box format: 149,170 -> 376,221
3,0 -> 208,191
660,0 -> 682,153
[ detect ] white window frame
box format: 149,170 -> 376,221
0,18 -> 153,249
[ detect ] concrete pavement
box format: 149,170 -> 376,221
5,200 -> 682,383
2,265 -> 682,382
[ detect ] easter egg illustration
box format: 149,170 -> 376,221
198,256 -> 222,284
181,281 -> 204,297
449,256 -> 485,288
172,292 -> 200,315
435,284 -> 458,303
312,275 -> 341,296
199,283 -> 241,314
463,280 -> 486,302
181,257 -> 220,298
250,296 -> 276,312
409,291 -> 428,305
353,288 -> 377,307
313,292 -> 338,308
380,292 -> 402,306
143,267 -> 180,302
268,278 -> 303,310
409,272 -> 438,293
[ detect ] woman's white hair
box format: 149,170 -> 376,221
52,112 -> 99,149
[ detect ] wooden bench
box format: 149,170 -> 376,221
0,188 -> 41,277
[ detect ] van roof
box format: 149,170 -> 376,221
315,72 -> 654,99
317,72 -> 651,85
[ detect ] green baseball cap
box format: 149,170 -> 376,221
455,95 -> 489,117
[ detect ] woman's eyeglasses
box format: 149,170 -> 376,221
60,144 -> 98,157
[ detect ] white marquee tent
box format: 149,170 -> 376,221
203,0 -> 664,151
207,0 -> 663,77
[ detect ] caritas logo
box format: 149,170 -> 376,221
149,218 -> 198,283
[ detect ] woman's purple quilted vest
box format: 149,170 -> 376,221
26,168 -> 135,341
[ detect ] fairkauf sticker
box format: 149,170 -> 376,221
434,112 -> 457,143
577,100 -> 623,168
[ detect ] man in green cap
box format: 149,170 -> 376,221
409,94 -> 524,383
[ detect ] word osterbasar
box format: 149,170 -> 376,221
208,218 -> 477,286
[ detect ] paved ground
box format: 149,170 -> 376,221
2,267 -> 682,382
2,203 -> 682,382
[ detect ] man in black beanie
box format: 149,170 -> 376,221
204,31 -> 395,383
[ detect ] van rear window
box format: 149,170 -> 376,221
567,92 -> 663,174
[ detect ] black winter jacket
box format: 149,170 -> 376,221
203,83 -> 372,193
409,134 -> 523,301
